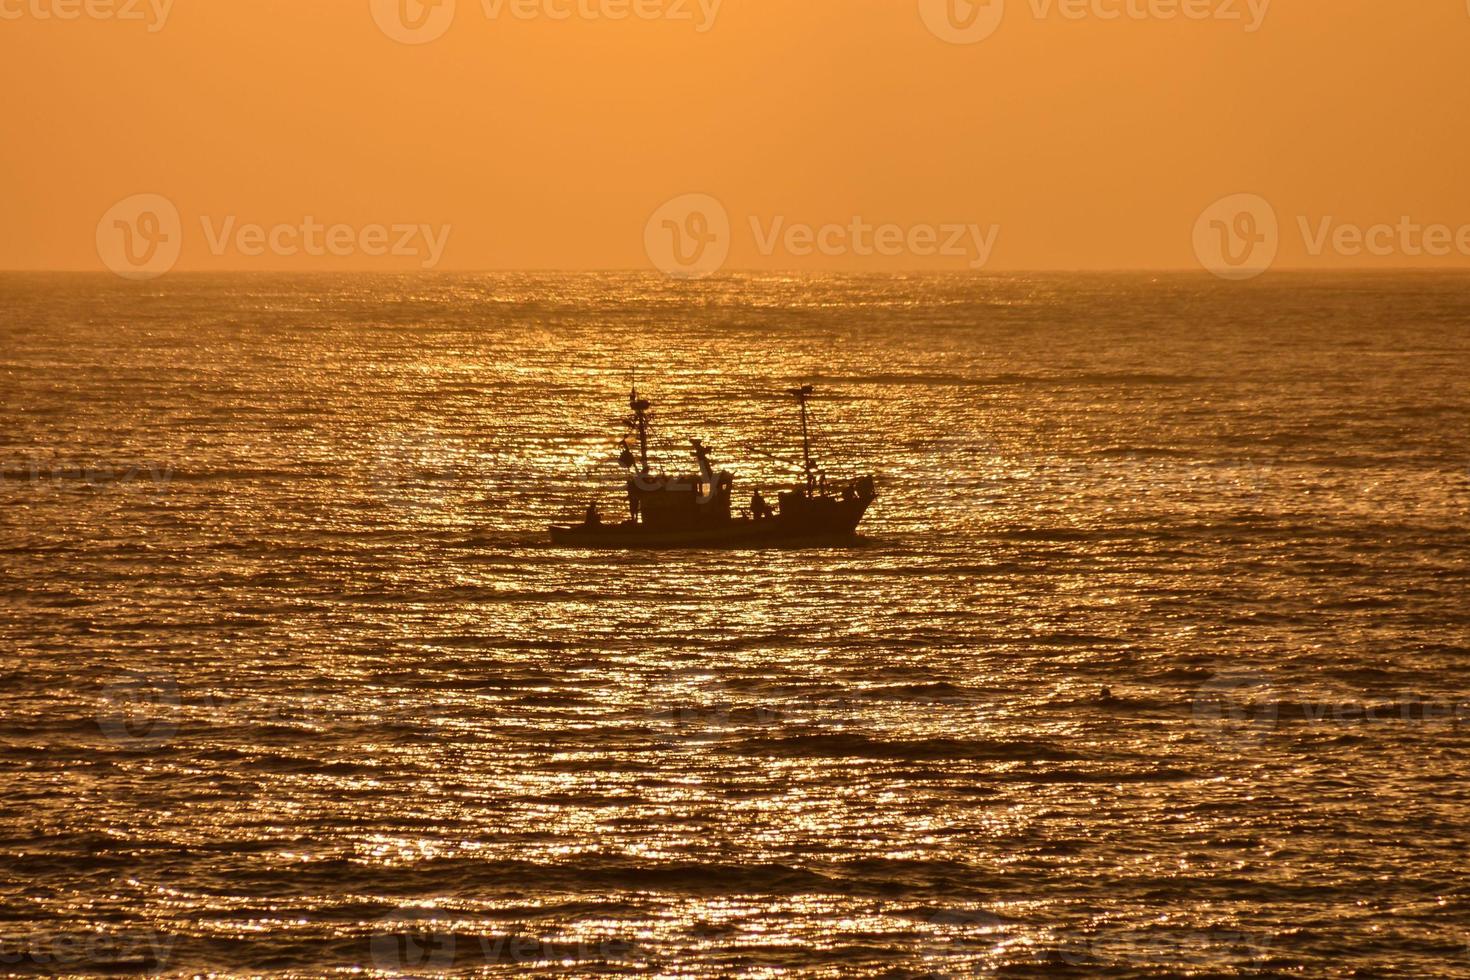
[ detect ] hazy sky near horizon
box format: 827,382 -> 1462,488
3,0 -> 1469,273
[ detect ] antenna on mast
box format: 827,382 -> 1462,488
787,384 -> 816,494
628,378 -> 652,476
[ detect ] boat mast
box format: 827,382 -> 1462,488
630,388 -> 651,476
789,384 -> 816,494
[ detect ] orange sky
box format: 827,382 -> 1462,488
3,0 -> 1469,273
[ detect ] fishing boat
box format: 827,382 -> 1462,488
548,385 -> 876,549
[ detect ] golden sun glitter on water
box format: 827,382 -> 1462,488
2,272 -> 1468,976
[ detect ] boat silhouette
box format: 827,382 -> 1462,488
548,385 -> 876,549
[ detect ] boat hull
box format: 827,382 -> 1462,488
549,496 -> 871,550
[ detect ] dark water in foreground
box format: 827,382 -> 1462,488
2,272 -> 1469,978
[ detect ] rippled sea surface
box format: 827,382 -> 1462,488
3,272 -> 1469,978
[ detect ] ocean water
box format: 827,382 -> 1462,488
2,271 -> 1468,978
